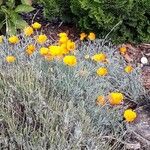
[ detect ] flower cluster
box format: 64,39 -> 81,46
38,32 -> 77,66
96,92 -> 124,106
1,23 -> 77,66
80,32 -> 96,41
96,92 -> 137,122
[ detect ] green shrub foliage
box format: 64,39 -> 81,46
0,0 -> 34,35
71,0 -> 150,43
38,0 -> 73,22
38,0 -> 150,43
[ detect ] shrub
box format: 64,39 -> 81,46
37,0 -> 73,22
0,0 -> 34,35
70,0 -> 150,43
37,0 -> 150,43
0,26 -> 146,149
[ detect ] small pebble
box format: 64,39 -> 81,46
141,56 -> 148,64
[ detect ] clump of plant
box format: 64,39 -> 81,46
0,0 -> 34,35
0,24 -> 146,149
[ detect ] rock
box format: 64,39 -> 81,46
127,108 -> 150,149
142,66 -> 150,89
126,142 -> 141,150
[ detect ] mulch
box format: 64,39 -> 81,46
122,44 -> 150,89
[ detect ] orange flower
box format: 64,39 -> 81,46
60,43 -> 69,54
124,65 -> 133,73
119,47 -> 127,55
63,55 -> 77,66
49,45 -> 63,56
123,109 -> 137,122
109,92 -> 124,105
96,67 -> 108,76
6,56 -> 16,63
58,32 -> 68,37
59,36 -> 68,44
92,53 -> 107,62
96,96 -> 106,106
8,36 -> 19,44
80,33 -> 87,40
24,26 -> 34,36
26,44 -> 35,55
36,34 -> 47,44
32,22 -> 41,29
67,40 -> 76,51
39,47 -> 49,56
88,32 -> 96,40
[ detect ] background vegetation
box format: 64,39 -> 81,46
0,0 -> 34,35
37,0 -> 150,43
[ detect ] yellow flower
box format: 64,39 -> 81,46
39,47 -> 49,56
8,36 -> 19,44
32,22 -> 41,29
119,47 -> 127,55
24,26 -> 34,36
63,55 -> 77,66
60,43 -> 69,54
92,53 -> 107,62
123,109 -> 137,122
6,56 -> 16,63
49,45 -> 63,56
84,55 -> 90,59
67,40 -> 76,51
109,92 -> 124,105
88,32 -> 96,40
58,32 -> 68,37
125,65 -> 133,73
96,67 -> 108,76
80,33 -> 87,40
36,34 -> 47,44
0,35 -> 3,43
26,44 -> 35,55
59,36 -> 68,44
96,96 -> 106,106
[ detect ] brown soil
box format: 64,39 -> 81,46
118,44 -> 150,89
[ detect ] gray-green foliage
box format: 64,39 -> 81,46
0,68 -> 124,149
0,35 -> 145,149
